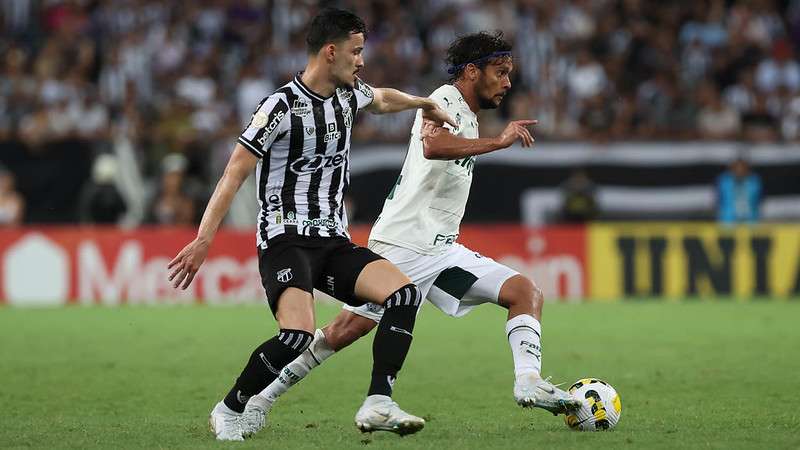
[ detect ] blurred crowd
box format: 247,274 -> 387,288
1,0 -> 799,225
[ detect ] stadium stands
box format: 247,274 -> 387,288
1,0 -> 800,224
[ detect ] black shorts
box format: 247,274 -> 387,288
258,234 -> 384,316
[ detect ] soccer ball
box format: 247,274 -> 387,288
564,378 -> 622,431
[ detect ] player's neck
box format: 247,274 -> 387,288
453,81 -> 480,114
300,63 -> 336,98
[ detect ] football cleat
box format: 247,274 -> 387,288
514,374 -> 582,415
208,401 -> 244,441
240,395 -> 273,438
354,395 -> 425,435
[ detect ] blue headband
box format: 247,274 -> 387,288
447,51 -> 512,75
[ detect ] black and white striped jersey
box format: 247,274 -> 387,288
238,73 -> 374,249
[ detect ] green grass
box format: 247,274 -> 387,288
1,301 -> 799,449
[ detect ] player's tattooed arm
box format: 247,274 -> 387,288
421,119 -> 537,160
168,144 -> 258,289
366,87 -> 457,128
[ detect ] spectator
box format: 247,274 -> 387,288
78,154 -> 127,224
698,83 -> 741,139
2,0 -> 800,226
742,96 -> 780,142
560,169 -> 598,223
567,49 -> 607,100
755,40 -> 800,93
716,157 -> 762,224
147,153 -> 196,226
0,165 -> 24,226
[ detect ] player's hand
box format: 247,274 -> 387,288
497,119 -> 537,149
420,119 -> 449,139
168,238 -> 210,289
421,101 -> 458,129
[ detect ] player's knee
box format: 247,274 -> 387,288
502,275 -> 543,316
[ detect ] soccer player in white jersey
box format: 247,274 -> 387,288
239,31 -> 581,438
168,9 -> 456,441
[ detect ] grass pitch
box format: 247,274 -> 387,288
1,301 -> 798,449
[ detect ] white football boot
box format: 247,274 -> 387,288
354,395 -> 425,435
240,395 -> 273,438
514,374 -> 582,414
208,401 -> 244,441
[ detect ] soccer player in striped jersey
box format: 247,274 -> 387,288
240,32 -> 582,438
168,8 -> 455,441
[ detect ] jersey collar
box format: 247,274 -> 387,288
448,84 -> 476,117
293,72 -> 331,102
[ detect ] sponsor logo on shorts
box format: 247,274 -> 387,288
433,233 -> 459,246
277,268 -> 293,283
326,275 -> 335,294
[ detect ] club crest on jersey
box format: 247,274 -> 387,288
324,122 -> 341,142
343,108 -> 353,128
277,268 -> 293,283
291,99 -> 311,117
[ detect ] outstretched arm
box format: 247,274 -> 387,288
366,87 -> 457,128
168,144 -> 258,289
422,119 -> 537,160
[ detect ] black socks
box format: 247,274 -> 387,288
223,328 -> 313,413
368,284 -> 423,396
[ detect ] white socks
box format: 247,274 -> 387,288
505,314 -> 542,378
257,328 -> 335,402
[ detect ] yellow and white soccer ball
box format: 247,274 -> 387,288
564,378 -> 622,431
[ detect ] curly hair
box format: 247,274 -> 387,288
445,31 -> 513,81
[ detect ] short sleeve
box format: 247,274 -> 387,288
238,94 -> 289,158
412,89 -> 460,137
432,92 -> 460,134
353,78 -> 375,110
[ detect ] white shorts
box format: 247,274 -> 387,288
342,240 -> 519,322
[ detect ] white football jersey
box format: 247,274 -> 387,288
369,84 -> 479,254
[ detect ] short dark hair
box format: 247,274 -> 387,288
445,31 -> 512,81
306,8 -> 367,54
